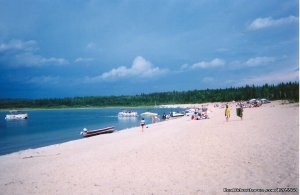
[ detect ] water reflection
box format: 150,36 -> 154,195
5,119 -> 29,129
118,116 -> 139,121
117,116 -> 139,130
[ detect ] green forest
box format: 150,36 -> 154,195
0,82 -> 298,109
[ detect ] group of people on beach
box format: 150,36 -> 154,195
140,103 -> 244,132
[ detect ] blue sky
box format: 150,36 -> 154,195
0,0 -> 298,98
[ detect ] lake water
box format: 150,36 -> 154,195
0,107 -> 183,155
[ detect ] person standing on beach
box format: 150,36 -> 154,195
140,118 -> 145,132
237,102 -> 244,120
240,106 -> 244,120
225,105 -> 230,122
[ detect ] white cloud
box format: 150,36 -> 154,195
15,53 -> 68,67
74,57 -> 94,63
41,57 -> 68,65
180,63 -> 189,70
0,39 -> 69,67
248,16 -> 298,30
245,56 -> 275,67
102,56 -> 167,79
0,39 -> 38,52
239,69 -> 299,85
227,56 -> 276,69
191,58 -> 225,69
86,56 -> 168,82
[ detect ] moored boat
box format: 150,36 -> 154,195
80,126 -> 115,137
170,111 -> 184,117
5,110 -> 29,120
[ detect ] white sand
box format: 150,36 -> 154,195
0,101 -> 298,194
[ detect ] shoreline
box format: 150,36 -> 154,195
0,101 -> 298,194
0,99 -> 298,111
0,118 -> 165,156
1,105 -> 192,156
0,100 -> 298,156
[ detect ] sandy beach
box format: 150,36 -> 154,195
0,101 -> 298,194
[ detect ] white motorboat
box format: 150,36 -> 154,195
185,109 -> 196,117
5,110 -> 29,120
170,112 -> 184,117
118,110 -> 138,117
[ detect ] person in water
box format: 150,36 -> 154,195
140,118 -> 145,132
225,104 -> 230,122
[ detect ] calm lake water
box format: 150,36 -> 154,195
0,107 -> 183,155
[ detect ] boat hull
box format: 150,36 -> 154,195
5,113 -> 28,120
81,127 -> 115,137
170,112 -> 184,118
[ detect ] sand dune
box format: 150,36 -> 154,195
0,101 -> 298,194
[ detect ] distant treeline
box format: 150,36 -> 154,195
0,82 -> 298,109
